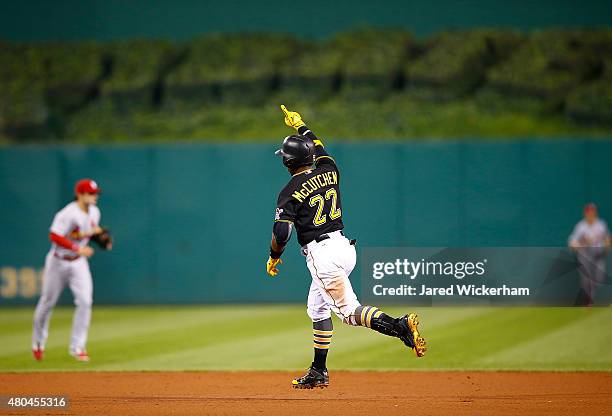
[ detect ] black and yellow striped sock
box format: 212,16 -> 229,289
351,305 -> 384,328
312,318 -> 333,370
351,306 -> 403,338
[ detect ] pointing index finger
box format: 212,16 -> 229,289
280,104 -> 289,116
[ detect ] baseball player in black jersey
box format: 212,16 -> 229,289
267,105 -> 427,389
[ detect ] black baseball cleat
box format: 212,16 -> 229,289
398,313 -> 427,357
292,366 -> 329,389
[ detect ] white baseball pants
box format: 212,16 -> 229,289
32,252 -> 93,352
304,230 -> 360,323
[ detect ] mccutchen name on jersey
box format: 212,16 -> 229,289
291,171 -> 339,203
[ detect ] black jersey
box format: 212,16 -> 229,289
275,133 -> 344,247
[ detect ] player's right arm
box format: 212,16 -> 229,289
49,210 -> 94,258
568,222 -> 584,249
280,105 -> 335,167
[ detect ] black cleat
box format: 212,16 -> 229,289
398,313 -> 427,357
292,366 -> 329,389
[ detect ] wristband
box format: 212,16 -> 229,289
270,247 -> 284,259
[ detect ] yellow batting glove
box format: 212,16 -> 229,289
266,257 -> 283,277
280,104 -> 306,130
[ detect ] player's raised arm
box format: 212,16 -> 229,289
280,105 -> 334,165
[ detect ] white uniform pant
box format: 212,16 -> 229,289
32,252 -> 93,351
304,231 -> 360,323
577,250 -> 607,304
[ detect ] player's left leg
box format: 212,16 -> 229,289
311,237 -> 426,357
591,256 -> 607,305
326,285 -> 426,357
67,258 -> 93,361
346,306 -> 426,357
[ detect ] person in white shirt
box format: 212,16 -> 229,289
32,178 -> 111,362
568,203 -> 611,306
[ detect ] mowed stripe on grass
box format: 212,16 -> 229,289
0,306 -> 610,371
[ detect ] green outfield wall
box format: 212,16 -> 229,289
1,139 -> 611,305
1,0 -> 610,41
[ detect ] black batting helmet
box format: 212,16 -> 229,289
275,135 -> 315,169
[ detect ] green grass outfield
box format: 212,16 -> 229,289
1,306 -> 611,372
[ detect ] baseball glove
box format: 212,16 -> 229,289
91,227 -> 113,250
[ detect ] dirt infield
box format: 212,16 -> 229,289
1,371 -> 611,415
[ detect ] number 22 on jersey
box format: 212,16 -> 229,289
309,189 -> 341,226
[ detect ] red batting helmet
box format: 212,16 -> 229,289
75,179 -> 101,195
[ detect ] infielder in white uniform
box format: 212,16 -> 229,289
568,203 -> 610,306
32,178 -> 111,362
